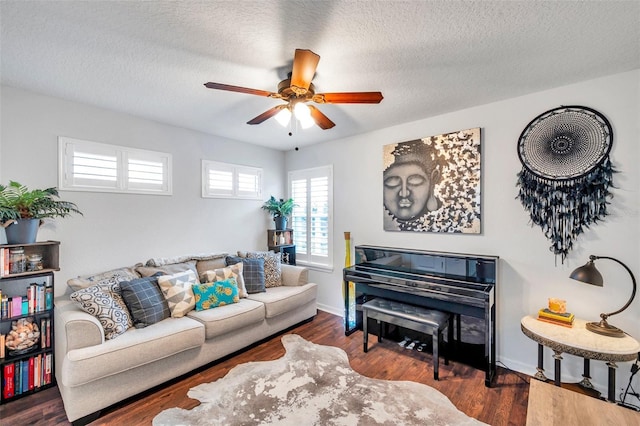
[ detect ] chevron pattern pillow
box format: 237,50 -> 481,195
157,270 -> 198,318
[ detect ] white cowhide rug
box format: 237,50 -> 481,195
153,334 -> 486,426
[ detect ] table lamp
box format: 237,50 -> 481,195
569,255 -> 637,338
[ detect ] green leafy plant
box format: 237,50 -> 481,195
0,181 -> 83,223
261,196 -> 296,218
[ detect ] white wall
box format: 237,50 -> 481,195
1,71 -> 638,394
0,86 -> 287,295
285,70 -> 640,392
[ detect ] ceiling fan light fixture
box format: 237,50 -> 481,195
275,107 -> 292,127
299,114 -> 315,129
294,102 -> 311,120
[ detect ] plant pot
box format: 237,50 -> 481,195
5,218 -> 40,244
274,216 -> 287,230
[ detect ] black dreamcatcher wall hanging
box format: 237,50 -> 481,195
516,105 -> 614,262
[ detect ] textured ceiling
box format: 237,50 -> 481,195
1,1 -> 639,151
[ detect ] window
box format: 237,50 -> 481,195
58,137 -> 172,195
288,165 -> 333,269
202,160 -> 262,199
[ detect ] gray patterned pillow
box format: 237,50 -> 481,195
120,274 -> 170,328
67,265 -> 141,291
70,283 -> 133,340
245,251 -> 282,288
225,256 -> 265,294
136,260 -> 198,279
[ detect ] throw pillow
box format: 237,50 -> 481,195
225,256 -> 266,294
136,260 -> 198,279
70,283 -> 133,340
67,265 -> 142,291
156,270 -> 198,317
245,251 -> 282,288
200,263 -> 248,298
120,274 -> 170,328
192,277 -> 240,311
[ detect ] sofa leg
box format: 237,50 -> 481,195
72,411 -> 101,426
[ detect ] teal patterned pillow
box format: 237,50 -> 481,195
192,277 -> 239,311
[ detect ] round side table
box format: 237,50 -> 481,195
521,315 -> 640,401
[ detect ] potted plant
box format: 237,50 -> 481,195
261,196 -> 296,230
0,181 -> 83,244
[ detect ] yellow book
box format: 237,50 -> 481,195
538,308 -> 574,323
537,316 -> 574,328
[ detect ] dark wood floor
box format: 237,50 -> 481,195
0,310 -> 530,425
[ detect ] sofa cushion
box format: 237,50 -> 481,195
201,263 -> 247,298
62,316 -> 204,387
225,256 -> 265,294
193,278 -> 240,311
67,265 -> 141,291
157,270 -> 198,318
120,274 -> 170,328
195,257 -> 227,279
186,299 -> 265,340
69,283 -> 133,340
244,251 -> 282,288
145,253 -> 227,267
136,260 -> 198,279
246,283 -> 318,318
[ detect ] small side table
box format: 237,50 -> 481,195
521,315 -> 640,402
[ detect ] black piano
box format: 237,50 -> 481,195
343,245 -> 498,387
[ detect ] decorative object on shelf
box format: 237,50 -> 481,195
516,106 -> 614,262
5,317 -> 40,355
569,255 -> 636,338
8,247 -> 26,274
0,181 -> 82,244
27,254 -> 43,272
383,128 -> 481,233
261,196 -> 296,230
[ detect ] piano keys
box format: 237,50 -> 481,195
343,245 -> 498,387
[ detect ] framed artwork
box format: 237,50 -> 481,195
383,127 -> 481,233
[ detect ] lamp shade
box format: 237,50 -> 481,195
569,258 -> 603,287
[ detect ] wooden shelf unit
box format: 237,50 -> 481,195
267,230 -> 296,265
0,241 -> 58,404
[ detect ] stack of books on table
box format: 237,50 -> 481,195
537,308 -> 575,327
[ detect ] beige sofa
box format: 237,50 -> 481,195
54,256 -> 317,424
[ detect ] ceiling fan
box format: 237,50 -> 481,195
204,49 -> 383,130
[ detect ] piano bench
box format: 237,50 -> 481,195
362,298 -> 453,380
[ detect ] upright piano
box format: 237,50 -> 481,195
343,245 -> 499,386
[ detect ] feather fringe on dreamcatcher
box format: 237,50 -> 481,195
516,105 -> 614,262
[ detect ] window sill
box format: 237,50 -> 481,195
296,261 -> 334,273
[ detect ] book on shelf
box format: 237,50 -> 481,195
21,359 -> 29,393
537,316 -> 574,328
28,357 -> 34,391
3,363 -> 14,399
538,308 -> 574,323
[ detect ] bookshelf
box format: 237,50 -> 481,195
267,229 -> 296,265
0,241 -> 58,404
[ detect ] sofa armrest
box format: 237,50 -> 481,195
55,297 -> 105,354
281,264 -> 309,287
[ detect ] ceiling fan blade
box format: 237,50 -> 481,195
290,49 -> 320,94
204,82 -> 275,97
247,106 -> 283,125
315,92 -> 384,104
308,105 -> 336,130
